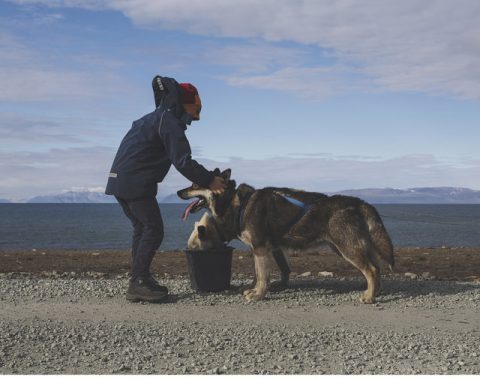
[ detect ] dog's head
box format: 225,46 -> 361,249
177,168 -> 236,220
187,212 -> 224,250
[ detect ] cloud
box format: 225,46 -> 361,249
221,154 -> 480,192
205,42 -> 307,74
224,65 -> 366,100
140,154 -> 480,199
0,146 -> 116,200
8,0 -> 107,10
0,31 -> 32,64
0,30 -> 129,102
0,112 -> 87,144
0,111 -> 128,150
13,0 -> 480,100
0,68 -> 113,102
2,146 -> 480,200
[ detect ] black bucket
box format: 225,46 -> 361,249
185,246 -> 234,292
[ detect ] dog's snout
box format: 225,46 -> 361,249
177,188 -> 189,199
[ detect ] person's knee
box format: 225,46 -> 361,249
144,223 -> 164,245
133,222 -> 143,238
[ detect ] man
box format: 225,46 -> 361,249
105,76 -> 225,303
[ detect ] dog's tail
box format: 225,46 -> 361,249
361,203 -> 395,272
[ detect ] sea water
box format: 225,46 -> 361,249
0,204 -> 479,250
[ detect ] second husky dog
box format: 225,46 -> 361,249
179,169 -> 395,304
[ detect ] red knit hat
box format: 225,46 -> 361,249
179,83 -> 199,104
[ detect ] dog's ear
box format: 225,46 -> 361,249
197,225 -> 207,240
213,168 -> 221,175
221,168 -> 231,181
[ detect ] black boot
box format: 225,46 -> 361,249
126,276 -> 169,303
146,275 -> 169,293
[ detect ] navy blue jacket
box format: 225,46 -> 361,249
105,77 -> 214,200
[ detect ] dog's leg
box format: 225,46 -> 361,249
249,247 -> 289,290
361,262 -> 379,304
367,246 -> 383,296
347,253 -> 378,304
270,247 -> 290,289
243,247 -> 271,301
330,240 -> 379,304
250,251 -> 260,288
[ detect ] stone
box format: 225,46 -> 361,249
318,271 -> 334,277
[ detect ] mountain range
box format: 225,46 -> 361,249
331,187 -> 480,204
2,187 -> 480,204
27,191 -> 118,204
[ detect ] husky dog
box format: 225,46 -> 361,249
179,169 -> 395,304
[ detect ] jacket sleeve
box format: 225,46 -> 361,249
159,113 -> 215,188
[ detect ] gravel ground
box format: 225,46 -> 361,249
1,274 -> 479,374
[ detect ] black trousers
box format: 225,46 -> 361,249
116,196 -> 164,279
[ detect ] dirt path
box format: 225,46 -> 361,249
1,276 -> 479,374
2,297 -> 478,333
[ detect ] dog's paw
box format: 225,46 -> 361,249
244,288 -> 266,301
360,293 -> 376,304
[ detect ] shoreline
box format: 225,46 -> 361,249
1,247 -> 480,281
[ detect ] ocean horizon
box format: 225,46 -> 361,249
1,203 -> 480,250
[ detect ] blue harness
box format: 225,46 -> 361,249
282,196 -> 308,209
280,195 -> 312,233
237,193 -> 312,236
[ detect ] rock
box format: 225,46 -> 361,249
422,272 -> 433,279
299,272 -> 312,277
318,271 -> 334,277
404,272 -> 418,280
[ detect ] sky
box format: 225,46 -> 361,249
1,0 -> 480,201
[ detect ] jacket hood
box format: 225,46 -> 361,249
157,76 -> 192,124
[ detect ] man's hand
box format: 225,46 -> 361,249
210,176 -> 226,194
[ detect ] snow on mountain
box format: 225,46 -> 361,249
333,187 -> 480,203
27,189 -> 116,203
1,186 -> 478,204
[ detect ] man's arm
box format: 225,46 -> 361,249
159,114 -> 215,188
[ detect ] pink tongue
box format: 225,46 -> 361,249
182,199 -> 200,221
